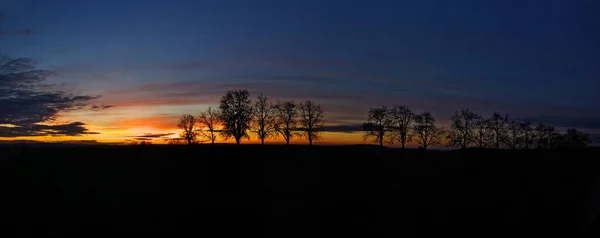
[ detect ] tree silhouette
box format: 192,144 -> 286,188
253,94 -> 275,145
489,112 -> 508,149
413,112 -> 443,150
448,109 -> 478,149
473,116 -> 491,148
535,123 -> 558,149
363,106 -> 392,148
389,106 -> 414,150
167,138 -> 186,145
505,119 -> 520,150
274,101 -> 298,145
178,114 -> 197,145
519,120 -> 534,149
198,106 -> 221,145
298,100 -> 324,146
218,89 -> 253,144
559,128 -> 590,148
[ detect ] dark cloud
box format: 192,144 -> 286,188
90,104 -> 114,111
323,124 -> 363,133
134,138 -> 153,141
0,56 -> 100,137
0,122 -> 98,137
132,133 -> 174,138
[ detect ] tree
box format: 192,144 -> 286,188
413,112 -> 444,150
489,112 -> 508,149
505,120 -> 520,150
253,94 -> 275,145
198,107 -> 221,145
167,138 -> 186,145
558,128 -> 590,149
519,120 -> 534,149
218,89 -> 253,144
363,106 -> 393,148
535,123 -> 558,149
448,109 -> 478,149
389,106 -> 414,150
178,114 -> 198,145
298,100 -> 324,146
473,117 -> 492,148
273,100 -> 298,145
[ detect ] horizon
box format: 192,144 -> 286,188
1,0 -> 599,146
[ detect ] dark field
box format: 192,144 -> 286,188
0,145 -> 599,236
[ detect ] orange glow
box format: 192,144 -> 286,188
0,100 -> 372,145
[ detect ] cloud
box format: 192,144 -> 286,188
0,122 -> 98,137
90,104 -> 114,111
0,56 -> 100,137
132,133 -> 174,138
134,138 -> 153,141
323,124 -> 363,133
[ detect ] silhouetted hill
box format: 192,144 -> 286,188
0,145 -> 598,236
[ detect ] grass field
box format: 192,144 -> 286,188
0,145 -> 599,236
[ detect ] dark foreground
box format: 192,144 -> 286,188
0,145 -> 599,236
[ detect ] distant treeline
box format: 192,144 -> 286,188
363,106 -> 591,150
166,89 -> 591,150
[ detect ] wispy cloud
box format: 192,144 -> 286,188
90,104 -> 114,111
132,133 -> 175,138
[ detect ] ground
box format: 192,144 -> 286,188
0,144 -> 599,236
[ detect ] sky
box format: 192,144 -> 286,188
0,0 -> 599,145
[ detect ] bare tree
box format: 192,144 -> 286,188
413,112 -> 443,150
473,116 -> 491,148
178,114 -> 198,145
218,89 -> 253,144
198,107 -> 221,145
448,109 -> 478,149
167,138 -> 186,145
535,123 -> 558,149
363,106 -> 393,148
489,112 -> 508,149
389,105 -> 414,150
273,100 -> 298,145
519,120 -> 534,149
299,100 -> 324,146
505,119 -> 520,150
253,94 -> 275,145
559,128 -> 591,149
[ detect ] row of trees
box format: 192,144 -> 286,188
363,106 -> 591,150
177,90 -> 324,145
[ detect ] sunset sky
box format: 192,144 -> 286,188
1,0 -> 599,145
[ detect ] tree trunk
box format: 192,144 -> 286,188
235,137 -> 240,144
309,139 -> 312,146
261,138 -> 265,146
401,143 -> 405,150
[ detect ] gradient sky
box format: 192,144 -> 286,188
1,0 -> 599,145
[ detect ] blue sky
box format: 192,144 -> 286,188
1,0 -> 599,143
